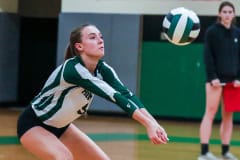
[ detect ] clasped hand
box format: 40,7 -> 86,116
146,122 -> 169,145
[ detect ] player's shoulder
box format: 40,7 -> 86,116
230,25 -> 240,37
64,56 -> 84,69
62,56 -> 85,77
236,26 -> 240,34
206,23 -> 219,33
205,23 -> 223,39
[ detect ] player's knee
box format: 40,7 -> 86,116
51,148 -> 73,160
58,154 -> 73,160
206,106 -> 218,115
52,154 -> 73,160
206,112 -> 216,121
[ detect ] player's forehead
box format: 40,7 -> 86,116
220,5 -> 234,12
82,26 -> 102,36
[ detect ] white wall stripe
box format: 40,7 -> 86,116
0,0 -> 18,13
61,0 -> 240,16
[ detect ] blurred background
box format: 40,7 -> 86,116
0,0 -> 240,159
1,0 -> 240,120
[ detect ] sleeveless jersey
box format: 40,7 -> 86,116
31,56 -> 144,128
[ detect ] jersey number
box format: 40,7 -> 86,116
77,104 -> 88,115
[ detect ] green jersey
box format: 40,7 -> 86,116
31,56 -> 144,128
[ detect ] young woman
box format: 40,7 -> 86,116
198,1 -> 240,160
17,24 -> 169,160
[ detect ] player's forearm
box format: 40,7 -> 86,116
138,108 -> 159,125
132,108 -> 169,144
132,109 -> 153,128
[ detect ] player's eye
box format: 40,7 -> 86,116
89,35 -> 96,39
222,10 -> 233,14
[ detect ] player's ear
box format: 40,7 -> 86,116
74,42 -> 83,51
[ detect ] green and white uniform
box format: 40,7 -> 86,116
31,56 -> 144,128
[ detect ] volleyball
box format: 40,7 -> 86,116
162,7 -> 200,46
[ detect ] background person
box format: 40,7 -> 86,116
198,1 -> 240,160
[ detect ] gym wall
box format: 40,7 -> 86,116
1,0 -> 240,120
0,0 -> 19,103
61,0 -> 240,120
17,0 -> 60,105
57,13 -> 141,113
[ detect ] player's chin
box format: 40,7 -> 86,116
98,51 -> 105,57
94,52 -> 104,59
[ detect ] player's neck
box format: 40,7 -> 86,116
220,21 -> 231,29
81,55 -> 98,73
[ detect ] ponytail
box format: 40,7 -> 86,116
64,44 -> 74,60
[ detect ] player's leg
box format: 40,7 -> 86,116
220,102 -> 237,159
60,124 -> 111,160
200,83 -> 222,143
220,102 -> 233,145
198,83 -> 222,159
20,126 -> 73,160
